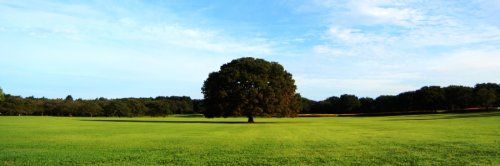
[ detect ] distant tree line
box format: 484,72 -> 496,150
301,83 -> 500,114
0,83 -> 499,117
0,93 -> 201,117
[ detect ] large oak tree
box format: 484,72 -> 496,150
202,57 -> 300,123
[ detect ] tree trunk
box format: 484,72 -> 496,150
247,116 -> 254,123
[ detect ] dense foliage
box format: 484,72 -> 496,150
306,83 -> 500,114
202,57 -> 301,122
0,95 -> 198,117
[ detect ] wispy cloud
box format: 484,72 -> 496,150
309,0 -> 500,52
346,0 -> 424,27
0,0 -> 277,98
138,24 -> 273,55
0,1 -> 274,56
288,0 -> 500,99
1,0 -> 499,100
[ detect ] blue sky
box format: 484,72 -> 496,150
1,0 -> 499,100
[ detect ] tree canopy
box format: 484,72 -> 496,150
202,57 -> 300,122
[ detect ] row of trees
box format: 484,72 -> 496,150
0,93 -> 201,117
302,83 -> 500,114
0,82 -> 499,117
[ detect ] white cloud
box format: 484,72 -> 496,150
406,25 -> 500,47
327,27 -> 368,43
347,0 -> 424,26
139,25 -> 273,55
0,1 -> 275,57
0,1 -> 278,98
297,0 -> 500,99
310,0 -> 500,57
2,0 -> 499,99
312,45 -> 347,57
324,27 -> 398,44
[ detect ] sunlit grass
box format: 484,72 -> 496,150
1,112 -> 499,165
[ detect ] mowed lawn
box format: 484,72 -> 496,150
1,112 -> 499,165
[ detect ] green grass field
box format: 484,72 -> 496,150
1,112 -> 499,165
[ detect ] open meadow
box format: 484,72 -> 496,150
1,112 -> 499,165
